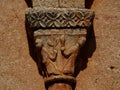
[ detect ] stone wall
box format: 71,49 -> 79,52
76,0 -> 120,90
0,0 -> 120,90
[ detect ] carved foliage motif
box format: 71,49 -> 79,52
26,8 -> 94,28
34,29 -> 87,80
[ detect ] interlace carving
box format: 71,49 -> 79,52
26,8 -> 94,29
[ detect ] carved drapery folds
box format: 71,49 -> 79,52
26,6 -> 94,89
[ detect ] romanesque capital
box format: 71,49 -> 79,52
25,1 -> 94,90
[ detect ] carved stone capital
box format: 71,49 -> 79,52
25,7 -> 94,89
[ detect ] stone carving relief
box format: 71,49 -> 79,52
33,28 -> 87,86
25,1 -> 94,90
26,8 -> 93,28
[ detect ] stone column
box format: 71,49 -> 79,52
32,0 -> 85,8
25,0 -> 94,90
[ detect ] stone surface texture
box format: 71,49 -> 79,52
0,0 -> 120,90
26,8 -> 94,28
32,0 -> 84,8
0,0 -> 45,90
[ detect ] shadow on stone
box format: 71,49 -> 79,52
25,19 -> 48,76
74,25 -> 96,77
85,0 -> 94,8
25,0 -> 33,7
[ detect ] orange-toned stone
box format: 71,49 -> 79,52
0,0 -> 120,90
